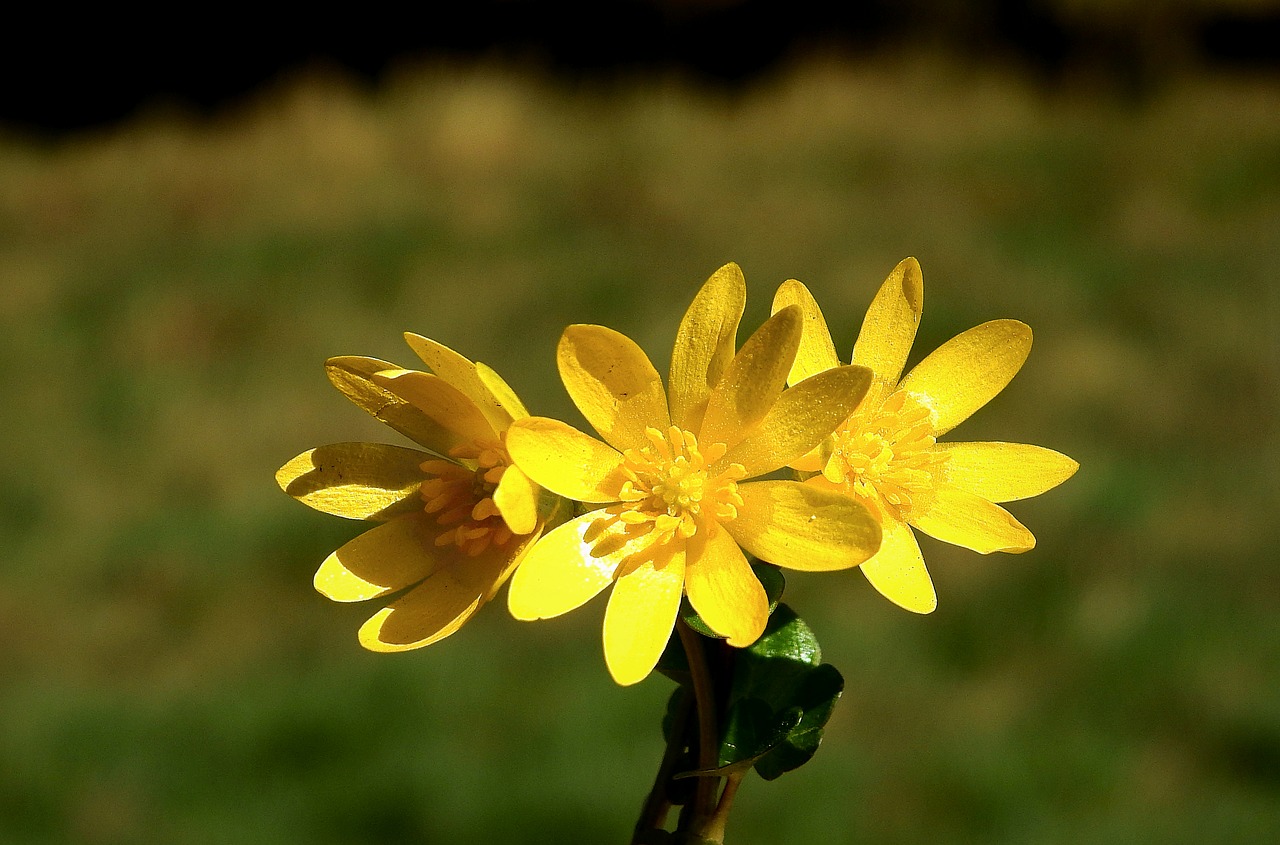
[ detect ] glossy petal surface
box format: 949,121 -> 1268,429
372,369 -> 496,450
669,262 -> 746,432
507,512 -> 628,620
937,441 -> 1080,502
506,417 -> 626,503
859,515 -> 936,613
276,442 -> 427,521
314,513 -> 442,602
403,333 -> 514,431
603,552 -> 687,686
727,480 -> 881,571
684,523 -> 768,646
493,463 -> 539,535
771,279 -> 841,384
912,485 -> 1036,553
325,357 -> 462,454
852,257 -> 924,404
558,324 -> 671,452
700,306 -> 802,450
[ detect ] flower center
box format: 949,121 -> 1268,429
419,438 -> 518,557
587,426 -> 745,565
821,390 -> 950,521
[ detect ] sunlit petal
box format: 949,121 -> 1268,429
669,262 -> 746,432
326,357 -> 463,454
936,441 -> 1079,503
475,361 -> 530,422
859,515 -> 936,613
314,513 -> 443,602
558,324 -> 671,452
507,512 -> 628,620
725,480 -> 882,571
603,550 -> 687,686
276,442 -> 427,521
506,417 -> 627,503
911,485 -> 1035,553
771,279 -> 841,385
684,523 -> 767,647
699,305 -> 802,450
403,333 -> 514,432
372,368 -> 496,449
852,257 -> 924,404
493,463 -> 539,535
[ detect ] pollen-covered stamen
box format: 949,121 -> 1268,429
419,437 -> 519,557
824,390 -> 950,521
589,425 -> 745,562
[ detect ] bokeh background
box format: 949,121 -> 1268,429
3,2 -> 1278,843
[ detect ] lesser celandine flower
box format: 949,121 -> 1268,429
276,334 -> 559,651
772,258 -> 1079,613
504,263 -> 883,685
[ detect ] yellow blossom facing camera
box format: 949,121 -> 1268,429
276,334 -> 560,652
773,258 -> 1079,614
505,263 -> 883,686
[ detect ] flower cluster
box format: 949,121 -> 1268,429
278,261 -> 1076,684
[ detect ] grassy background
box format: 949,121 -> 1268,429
1,53 -> 1277,843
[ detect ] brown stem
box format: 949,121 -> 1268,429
675,618 -> 721,827
695,771 -> 744,843
631,687 -> 693,843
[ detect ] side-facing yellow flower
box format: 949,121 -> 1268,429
276,333 -> 557,651
773,258 -> 1079,614
504,263 -> 883,685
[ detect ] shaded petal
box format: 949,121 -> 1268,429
314,512 -> 444,602
937,441 -> 1079,503
603,550 -> 687,686
684,522 -> 767,647
860,515 -> 936,614
558,324 -> 671,452
403,333 -> 515,432
911,485 -> 1035,553
898,320 -> 1032,436
725,480 -> 882,571
720,364 -> 872,477
852,257 -> 924,404
771,279 -> 841,384
507,512 -> 627,620
699,305 -> 801,451
372,369 -> 496,450
326,356 -> 465,453
276,442 -> 427,521
506,417 -> 626,503
493,463 -> 539,535
475,362 -> 530,422
668,262 -> 746,432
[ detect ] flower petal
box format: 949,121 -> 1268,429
859,515 -> 936,613
507,512 -> 627,620
558,324 -> 671,452
911,485 -> 1035,553
720,364 -> 872,477
475,362 -> 530,422
372,369 -> 496,450
603,550 -> 687,686
506,417 -> 626,503
771,279 -> 841,384
852,257 -> 924,404
314,512 -> 444,602
936,441 -> 1079,503
699,305 -> 802,451
668,262 -> 747,432
276,442 -> 428,521
403,333 -> 516,432
493,463 -> 539,535
898,320 -> 1032,436
684,522 -> 767,647
326,356 -> 467,453
725,480 -> 882,571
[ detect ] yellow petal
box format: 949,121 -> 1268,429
936,441 -> 1079,503
720,364 -> 872,478
558,324 -> 671,452
898,320 -> 1032,436
859,516 -> 936,613
276,442 -> 427,521
771,279 -> 841,384
700,305 -> 802,451
684,522 -> 767,647
493,463 -> 539,535
507,512 -> 626,620
475,361 -> 530,422
852,257 -> 924,404
403,333 -> 515,432
326,356 -> 467,453
668,262 -> 747,432
372,369 -> 496,450
603,551 -> 687,686
506,417 -> 626,503
314,513 -> 443,602
725,480 -> 882,571
911,485 -> 1035,553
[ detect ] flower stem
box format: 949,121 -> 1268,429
675,618 -> 720,828
631,687 -> 692,843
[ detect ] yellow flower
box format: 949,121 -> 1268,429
276,333 -> 558,651
504,263 -> 883,685
772,258 -> 1079,614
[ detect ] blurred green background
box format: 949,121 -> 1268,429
2,26 -> 1278,845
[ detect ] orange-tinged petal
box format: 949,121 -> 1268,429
699,305 -> 802,451
720,364 -> 872,477
372,369 -> 496,449
506,417 -> 626,503
558,324 -> 671,452
668,262 -> 746,432
326,356 -> 464,454
507,512 -> 627,620
725,480 -> 882,571
603,551 -> 687,686
475,361 -> 530,423
684,522 -> 767,647
859,515 -> 936,613
276,442 -> 427,521
898,320 -> 1032,436
314,513 -> 444,602
771,279 -> 841,384
936,441 -> 1079,503
852,257 -> 924,404
911,485 -> 1035,553
403,333 -> 514,432
493,463 -> 539,535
